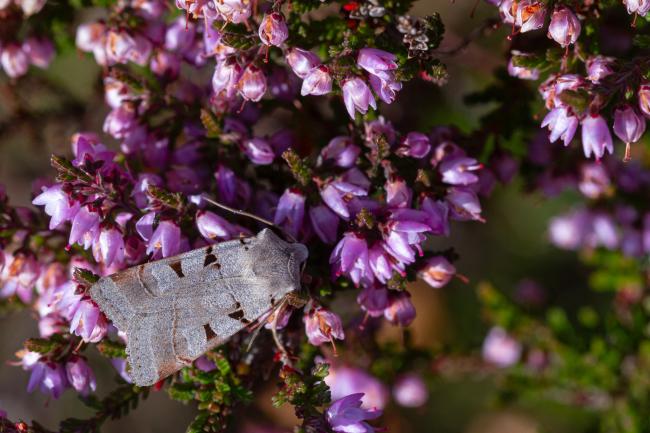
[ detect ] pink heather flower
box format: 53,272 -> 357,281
320,180 -> 366,220
624,0 -> 650,16
99,227 -> 125,267
242,138 -> 275,165
238,64 -> 267,102
581,115 -> 614,160
325,366 -> 389,409
326,393 -> 382,433
212,57 -> 243,99
418,256 -> 456,289
196,210 -> 238,240
103,103 -> 138,139
439,157 -> 482,186
131,173 -> 163,208
215,0 -> 252,23
301,65 -> 333,96
586,56 -> 614,83
147,220 -> 181,257
70,299 -> 107,343
579,163 -> 611,199
357,48 -> 397,77
17,0 -> 46,15
507,55 -> 539,80
27,361 -> 69,399
446,187 -> 483,222
75,22 -> 105,53
0,44 -> 29,78
304,307 -> 345,347
319,136 -> 360,168
309,205 -> 339,244
274,189 -> 306,238
357,286 -> 389,317
111,358 -> 132,383
638,84 -> 650,118
1,253 -> 40,303
22,37 -> 55,69
421,197 -> 450,236
69,206 -> 100,247
150,50 -> 180,77
541,107 -> 578,146
65,357 -> 96,396
286,48 -> 320,79
330,232 -> 370,286
368,72 -> 402,104
342,78 -> 376,119
547,6 -> 581,47
164,17 -> 196,52
385,177 -> 412,208
514,0 -> 546,33
614,105 -> 646,160
549,210 -> 588,249
32,184 -> 80,229
482,326 -> 522,367
258,13 -> 289,46
384,292 -> 415,326
393,374 -> 429,408
396,132 -> 431,158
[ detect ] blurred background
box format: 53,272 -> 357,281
0,0 -> 599,432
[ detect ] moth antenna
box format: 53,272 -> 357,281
200,195 -> 298,244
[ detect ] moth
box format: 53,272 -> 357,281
90,228 -> 308,386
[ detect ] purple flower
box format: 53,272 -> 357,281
368,72 -> 402,104
1,253 -> 40,303
624,0 -> 650,16
482,326 -> 522,367
215,0 -> 252,23
393,374 -> 428,408
420,197 -> 450,236
586,56 -> 614,83
439,157 -> 482,186
164,17 -> 196,52
384,292 -> 415,326
99,227 -> 125,267
357,286 -> 389,317
103,103 -> 138,139
33,184 -> 80,229
304,307 -> 345,347
286,48 -> 320,79
65,357 -> 96,396
514,0 -> 546,33
147,220 -> 181,257
446,187 -> 483,222
319,137 -> 360,168
309,205 -> 339,244
17,0 -> 46,15
507,56 -> 539,80
325,366 -> 389,409
581,115 -> 614,160
27,361 -> 69,399
274,189 -> 306,238
579,163 -> 611,199
385,177 -> 412,208
197,210 -> 238,240
70,299 -> 107,343
357,48 -> 397,77
418,256 -> 456,289
194,356 -> 217,372
238,64 -> 267,102
368,244 -> 396,283
549,210 -> 588,249
639,84 -> 650,118
1,44 -> 29,78
396,132 -> 431,158
22,37 -> 55,69
547,6 -> 581,47
301,65 -> 333,96
111,358 -> 132,383
541,107 -> 578,146
614,105 -> 646,161
330,232 -> 370,286
320,180 -> 366,220
131,173 -> 163,208
239,137 -> 274,164
258,13 -> 289,46
212,57 -> 243,99
342,78 -> 376,119
150,50 -> 180,77
326,393 -> 382,433
69,206 -> 100,247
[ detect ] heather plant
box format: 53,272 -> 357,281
1,0 -> 650,432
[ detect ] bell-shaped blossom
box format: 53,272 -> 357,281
368,72 -> 402,104
357,286 -> 389,318
330,232 -> 370,286
242,138 -> 275,165
69,206 -> 100,247
421,197 -> 450,236
103,103 -> 138,139
22,38 -> 55,69
164,17 -> 196,52
541,107 -> 579,146
579,163 -> 611,199
547,6 -> 581,47
320,137 -> 360,168
439,157 -> 482,185
514,0 -> 546,33
70,299 -> 107,343
624,0 -> 650,16
1,253 -> 40,303
215,0 -> 252,23
368,244 -> 395,283
258,13 -> 288,46
482,326 -> 522,367
274,189 -> 305,238
586,56 -> 614,83
286,48 -> 320,79
549,210 -> 588,249
446,187 -> 483,222
342,78 -> 376,119
17,0 -> 46,15
385,177 -> 412,209
215,164 -> 250,206
507,56 -> 539,80
581,115 -> 613,160
301,65 -> 333,96
212,57 -> 242,98
357,48 -> 397,76
325,366 -> 389,409
393,374 -> 428,408
33,184 -> 80,229
197,210 -> 238,240
99,227 -> 125,267
384,292 -> 415,326
418,256 -> 456,289
65,357 -> 96,396
320,180 -> 367,220
309,205 -> 339,244
147,220 -> 181,257
76,22 -> 105,53
1,44 -> 29,78
639,84 -> 650,118
304,307 -> 345,346
238,64 -> 267,102
326,393 -> 382,433
27,361 -> 69,399
150,50 -> 180,77
614,105 -> 646,160
395,132 -> 430,159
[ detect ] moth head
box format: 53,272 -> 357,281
254,229 -> 308,295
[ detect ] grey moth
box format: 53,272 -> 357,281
89,228 -> 308,386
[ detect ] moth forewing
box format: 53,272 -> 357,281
89,228 -> 308,386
